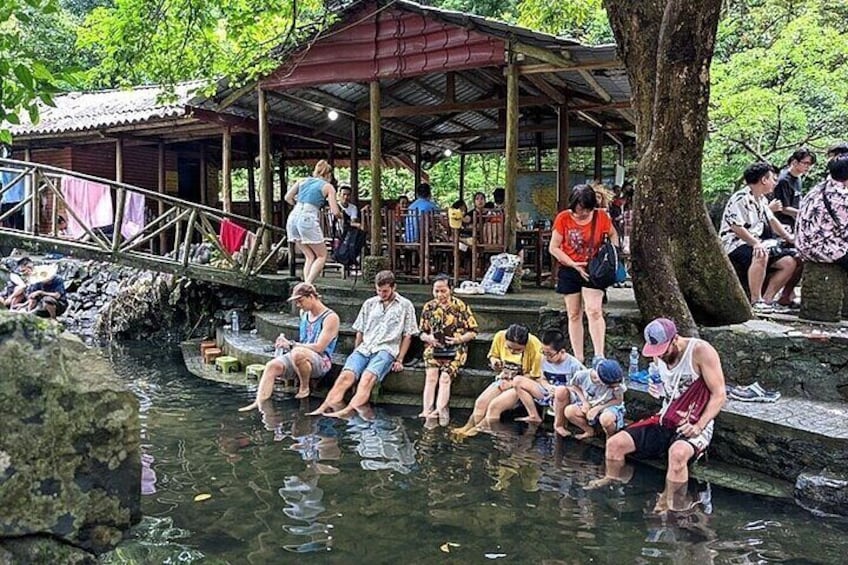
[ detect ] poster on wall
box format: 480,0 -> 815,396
516,171 -> 558,224
165,171 -> 179,193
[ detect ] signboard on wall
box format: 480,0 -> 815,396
516,171 -> 558,222
165,171 -> 179,193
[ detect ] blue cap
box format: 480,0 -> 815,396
596,359 -> 624,384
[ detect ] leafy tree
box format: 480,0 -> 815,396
516,0 -> 612,43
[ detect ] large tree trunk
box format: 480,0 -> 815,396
604,0 -> 751,334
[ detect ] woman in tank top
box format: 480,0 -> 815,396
285,160 -> 342,284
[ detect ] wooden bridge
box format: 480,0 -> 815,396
0,158 -> 291,295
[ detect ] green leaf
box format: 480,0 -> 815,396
13,64 -> 34,90
0,130 -> 13,145
27,104 -> 40,124
30,61 -> 53,81
5,113 -> 20,125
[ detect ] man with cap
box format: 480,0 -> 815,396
239,282 -> 339,412
24,263 -> 67,319
591,318 -> 726,511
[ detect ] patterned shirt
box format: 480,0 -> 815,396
719,187 -> 775,254
352,292 -> 419,357
796,178 -> 848,263
420,296 -> 479,355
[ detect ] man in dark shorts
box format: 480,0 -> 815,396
589,318 -> 726,512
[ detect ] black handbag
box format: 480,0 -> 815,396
432,346 -> 457,360
587,212 -> 619,288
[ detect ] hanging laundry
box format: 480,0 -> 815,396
0,170 -> 25,203
121,191 -> 146,239
220,218 -> 247,254
62,175 -> 113,239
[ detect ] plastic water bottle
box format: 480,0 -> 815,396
275,333 -> 286,358
231,310 -> 240,334
648,361 -> 662,384
628,346 -> 639,379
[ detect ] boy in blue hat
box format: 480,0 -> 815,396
558,359 -> 626,439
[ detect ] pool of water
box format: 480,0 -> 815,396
101,343 -> 847,564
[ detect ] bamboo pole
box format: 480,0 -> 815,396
369,81 -> 382,255
504,61 -> 519,252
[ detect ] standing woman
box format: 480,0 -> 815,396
285,160 -> 342,284
418,274 -> 478,419
549,184 -> 618,366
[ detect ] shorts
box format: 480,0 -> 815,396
342,350 -> 395,383
34,296 -> 67,317
556,266 -> 606,295
423,345 -> 468,380
588,404 -> 626,431
728,242 -> 796,275
286,204 -> 324,244
533,383 -> 556,407
270,349 -> 331,380
625,417 -> 713,460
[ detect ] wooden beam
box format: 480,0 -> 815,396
505,63 -> 519,252
218,81 -> 256,111
199,143 -> 208,206
518,60 -> 622,75
459,153 -> 466,202
445,72 -> 456,103
594,128 -> 604,181
258,87 -> 273,251
222,128 -> 232,214
513,42 -> 573,69
578,70 -> 612,103
157,142 -> 167,252
524,74 -> 565,105
557,105 -> 569,211
369,81 -> 382,255
357,95 -> 550,120
115,138 -> 123,183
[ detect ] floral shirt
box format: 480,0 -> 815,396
353,292 -> 419,357
719,187 -> 775,254
796,178 -> 848,263
420,296 -> 478,348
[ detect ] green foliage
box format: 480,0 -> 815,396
515,0 -> 611,44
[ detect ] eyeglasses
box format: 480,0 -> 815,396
799,160 -> 814,166
542,349 -> 562,358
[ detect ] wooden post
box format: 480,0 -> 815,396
222,128 -> 232,214
247,148 -> 257,219
535,132 -> 543,172
414,141 -> 422,196
328,143 -> 335,170
594,128 -> 603,182
115,138 -> 123,183
557,105 -> 569,211
258,87 -> 273,251
369,80 -> 382,255
199,143 -> 207,206
459,153 -> 466,203
351,121 -> 360,206
504,61 -> 519,252
23,147 -> 32,234
158,141 -> 167,252
114,138 -> 124,246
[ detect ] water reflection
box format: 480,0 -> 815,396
99,343 -> 848,563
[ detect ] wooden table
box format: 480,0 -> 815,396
516,228 -> 552,287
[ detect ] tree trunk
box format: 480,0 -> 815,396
604,0 -> 751,334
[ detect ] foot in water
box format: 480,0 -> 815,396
238,401 -> 258,412
554,426 -> 571,438
584,476 -> 620,490
294,389 -> 310,399
515,416 -> 542,423
575,431 -> 596,440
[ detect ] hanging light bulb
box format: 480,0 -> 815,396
327,109 -> 339,121
443,148 -> 453,157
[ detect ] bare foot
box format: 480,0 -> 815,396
305,406 -> 328,416
326,407 -> 354,419
575,431 -> 596,440
584,476 -> 619,490
515,416 -> 542,423
238,401 -> 258,412
554,426 -> 571,438
294,389 -> 310,399
418,410 -> 434,418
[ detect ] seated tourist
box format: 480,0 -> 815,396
556,360 -> 626,440
718,162 -> 801,313
24,264 -> 67,319
307,270 -> 418,418
511,329 -> 584,424
452,324 -> 543,436
590,318 -> 726,513
2,256 -> 32,309
796,155 -> 848,272
418,274 -> 479,419
239,283 -> 339,411
404,183 -> 440,243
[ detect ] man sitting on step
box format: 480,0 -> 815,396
239,282 -> 339,412
307,270 -> 418,418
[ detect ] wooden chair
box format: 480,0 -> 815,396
389,208 -> 428,283
471,210 -> 506,280
426,210 -> 461,284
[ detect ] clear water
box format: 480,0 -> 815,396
102,343 -> 847,564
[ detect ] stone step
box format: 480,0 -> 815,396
216,329 -> 494,399
254,311 -> 496,368
624,382 -> 848,484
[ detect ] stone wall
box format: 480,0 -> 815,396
0,311 -> 140,560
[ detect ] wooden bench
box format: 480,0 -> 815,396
800,262 -> 848,322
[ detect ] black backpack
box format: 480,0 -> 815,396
333,226 -> 366,266
587,213 -> 619,288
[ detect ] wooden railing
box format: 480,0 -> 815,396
0,158 -> 288,290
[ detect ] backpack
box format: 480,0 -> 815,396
333,226 -> 366,266
586,213 -> 619,288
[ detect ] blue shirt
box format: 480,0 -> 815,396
404,198 -> 440,243
298,309 -> 337,356
1,171 -> 24,204
297,177 -> 327,208
28,276 -> 67,301
543,355 -> 585,386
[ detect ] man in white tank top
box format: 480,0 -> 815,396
590,318 -> 726,511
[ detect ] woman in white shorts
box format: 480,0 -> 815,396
285,160 -> 342,284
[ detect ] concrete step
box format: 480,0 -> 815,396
216,328 -> 494,399
254,311 -> 496,368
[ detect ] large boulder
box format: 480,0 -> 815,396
0,310 -> 141,559
795,471 -> 848,517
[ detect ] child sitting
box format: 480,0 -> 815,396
553,359 -> 626,439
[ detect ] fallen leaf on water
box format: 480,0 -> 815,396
193,493 -> 212,502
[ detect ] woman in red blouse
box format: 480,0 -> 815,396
548,184 -> 619,366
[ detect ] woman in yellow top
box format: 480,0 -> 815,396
419,275 -> 479,419
452,324 -> 542,437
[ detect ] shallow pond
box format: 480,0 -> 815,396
102,343 -> 847,564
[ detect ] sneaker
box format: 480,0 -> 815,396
771,303 -> 791,313
728,382 -> 781,402
746,382 -> 781,402
752,301 -> 773,314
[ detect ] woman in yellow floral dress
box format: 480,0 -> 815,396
419,274 -> 479,419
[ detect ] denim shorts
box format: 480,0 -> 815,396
588,404 -> 626,431
343,350 -> 395,382
286,204 -> 324,244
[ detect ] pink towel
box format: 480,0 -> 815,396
121,191 -> 145,239
62,176 -> 113,238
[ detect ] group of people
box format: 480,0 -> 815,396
1,256 -> 68,319
239,265 -> 727,511
719,144 -> 848,312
